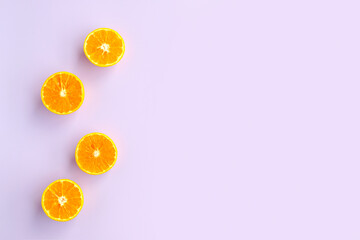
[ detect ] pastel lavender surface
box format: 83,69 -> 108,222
1,0 -> 360,239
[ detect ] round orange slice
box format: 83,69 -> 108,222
75,133 -> 118,175
41,72 -> 85,115
41,179 -> 84,222
83,28 -> 125,67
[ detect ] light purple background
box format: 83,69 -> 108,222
1,0 -> 360,239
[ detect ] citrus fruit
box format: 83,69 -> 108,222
83,28 -> 125,67
41,72 -> 85,115
41,179 -> 84,222
75,133 -> 118,175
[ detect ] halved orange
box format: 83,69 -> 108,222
83,28 -> 125,67
41,72 -> 85,115
41,179 -> 84,222
75,133 -> 118,175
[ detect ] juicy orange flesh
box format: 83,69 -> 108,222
77,134 -> 116,174
43,180 -> 82,220
42,73 -> 83,114
85,29 -> 124,65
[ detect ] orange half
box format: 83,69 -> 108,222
41,72 -> 85,115
75,133 -> 118,175
84,28 -> 125,67
41,179 -> 84,222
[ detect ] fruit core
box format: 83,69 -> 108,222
58,196 -> 67,206
60,89 -> 67,97
99,43 -> 110,53
93,149 -> 100,158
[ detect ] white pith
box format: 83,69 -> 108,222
58,196 -> 67,206
60,89 -> 67,97
93,149 -> 100,158
99,43 -> 110,53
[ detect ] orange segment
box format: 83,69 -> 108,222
41,72 -> 85,115
84,28 -> 125,67
41,179 -> 84,222
75,133 -> 118,175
